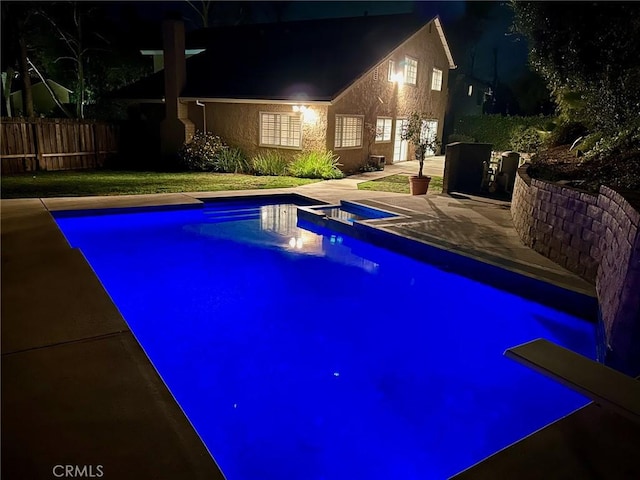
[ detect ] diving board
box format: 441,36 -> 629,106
504,338 -> 640,424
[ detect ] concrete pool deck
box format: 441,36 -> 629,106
2,157 -> 638,478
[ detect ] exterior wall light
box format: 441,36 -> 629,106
302,108 -> 317,124
391,72 -> 404,84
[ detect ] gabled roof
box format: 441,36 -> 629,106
114,13 -> 456,102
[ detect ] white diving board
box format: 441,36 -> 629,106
504,338 -> 640,424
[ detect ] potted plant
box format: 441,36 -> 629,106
400,112 -> 441,195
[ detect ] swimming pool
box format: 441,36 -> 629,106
54,196 -> 596,480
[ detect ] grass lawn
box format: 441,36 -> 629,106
0,170 -> 321,199
357,174 -> 443,194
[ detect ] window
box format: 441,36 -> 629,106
335,115 -> 363,148
404,57 -> 418,85
393,118 -> 409,162
468,84 -> 473,97
431,68 -> 443,91
420,120 -> 438,156
375,117 -> 392,142
260,112 -> 302,148
387,60 -> 395,82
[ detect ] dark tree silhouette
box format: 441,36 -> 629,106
511,1 -> 640,132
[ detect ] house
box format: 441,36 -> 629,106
447,71 -> 493,118
115,13 -> 456,172
443,70 -> 493,143
10,78 -> 72,117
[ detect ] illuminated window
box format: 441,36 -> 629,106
468,84 -> 473,96
387,60 -> 395,82
260,112 -> 302,148
335,115 -> 363,148
375,117 -> 392,142
419,120 -> 438,155
404,57 -> 418,85
431,68 -> 443,91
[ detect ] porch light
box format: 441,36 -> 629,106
391,72 -> 404,84
302,108 -> 317,125
292,105 -> 308,113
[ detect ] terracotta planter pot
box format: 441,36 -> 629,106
409,175 -> 431,195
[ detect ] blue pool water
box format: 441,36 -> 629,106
54,198 -> 596,480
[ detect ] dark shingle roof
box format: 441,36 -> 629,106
114,14 -> 432,101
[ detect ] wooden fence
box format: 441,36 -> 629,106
0,118 -> 118,174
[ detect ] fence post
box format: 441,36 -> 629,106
34,118 -> 45,171
92,122 -> 98,167
21,120 -> 31,172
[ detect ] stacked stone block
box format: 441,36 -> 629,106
511,165 -> 640,375
511,166 -> 600,282
595,187 -> 640,374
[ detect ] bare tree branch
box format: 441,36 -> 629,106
27,56 -> 73,118
185,0 -> 212,28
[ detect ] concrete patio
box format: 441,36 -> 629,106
2,157 -> 638,479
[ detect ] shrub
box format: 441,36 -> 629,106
578,131 -> 604,154
584,122 -> 640,161
251,151 -> 289,176
509,126 -> 546,153
178,131 -> 228,171
288,150 -> 344,179
453,114 -> 556,150
545,121 -> 589,147
214,147 -> 250,174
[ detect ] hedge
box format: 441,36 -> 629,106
450,114 -> 556,150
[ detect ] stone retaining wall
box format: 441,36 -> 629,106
511,164 -> 640,375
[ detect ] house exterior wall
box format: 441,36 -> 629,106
188,101 -> 328,162
179,18 -> 452,173
328,19 -> 451,172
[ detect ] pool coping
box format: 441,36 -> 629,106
1,188 -> 600,479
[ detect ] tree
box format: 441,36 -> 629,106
33,2 -> 110,118
510,70 -> 553,115
1,1 -> 152,119
1,2 -> 38,117
511,1 -> 640,132
401,112 -> 441,178
186,0 -> 213,28
82,3 -> 153,119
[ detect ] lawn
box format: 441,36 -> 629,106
0,170 -> 320,198
357,174 -> 443,194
